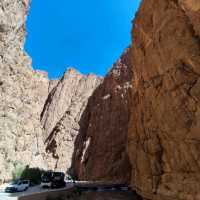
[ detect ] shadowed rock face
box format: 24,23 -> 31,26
72,49 -> 133,184
41,68 -> 102,172
0,0 -> 49,181
128,0 -> 200,199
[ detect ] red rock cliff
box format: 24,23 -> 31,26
128,0 -> 200,199
73,1 -> 200,200
72,49 -> 133,184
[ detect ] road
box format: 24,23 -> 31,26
0,182 -> 74,200
0,181 -> 130,200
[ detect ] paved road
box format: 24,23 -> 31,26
0,192 -> 19,200
0,181 -> 129,200
0,182 -> 74,200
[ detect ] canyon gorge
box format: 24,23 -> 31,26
1,0 -> 200,200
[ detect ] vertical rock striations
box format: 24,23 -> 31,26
2,2 -> 200,200
72,49 -> 133,184
41,68 -> 102,172
128,0 -> 200,199
72,1 -> 200,200
0,0 -> 101,181
0,0 -> 49,181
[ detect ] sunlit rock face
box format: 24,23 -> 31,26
72,0 -> 200,199
0,0 -> 49,181
0,0 -> 102,181
3,2 -> 200,200
41,68 -> 102,172
72,49 -> 133,184
128,0 -> 200,199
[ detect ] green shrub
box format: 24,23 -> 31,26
12,162 -> 25,181
12,162 -> 45,185
20,166 -> 45,185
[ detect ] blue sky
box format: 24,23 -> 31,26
25,0 -> 141,79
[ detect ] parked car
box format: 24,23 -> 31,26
41,171 -> 66,189
5,180 -> 30,193
51,172 -> 66,189
41,171 -> 53,188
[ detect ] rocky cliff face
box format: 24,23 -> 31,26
0,0 -> 101,181
41,68 -> 101,172
0,0 -> 49,181
72,0 -> 200,200
72,49 -> 133,184
2,0 -> 200,199
128,0 -> 200,199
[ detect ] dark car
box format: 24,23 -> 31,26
41,171 -> 53,188
51,172 -> 66,189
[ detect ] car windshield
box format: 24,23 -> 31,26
53,172 -> 65,178
23,181 -> 28,184
42,172 -> 52,179
53,172 -> 62,177
11,180 -> 20,185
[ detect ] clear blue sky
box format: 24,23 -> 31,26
25,0 -> 141,79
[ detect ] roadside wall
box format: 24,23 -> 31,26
19,188 -> 75,200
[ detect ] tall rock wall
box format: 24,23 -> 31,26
41,68 -> 102,172
72,1 -> 200,200
128,0 -> 200,199
2,1 -> 200,200
0,0 -> 101,181
72,49 -> 133,184
0,0 -> 49,181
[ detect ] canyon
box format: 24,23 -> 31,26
0,0 -> 101,182
73,0 -> 200,200
1,0 -> 200,200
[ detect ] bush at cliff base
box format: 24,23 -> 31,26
12,163 -> 45,185
12,162 -> 25,181
20,166 -> 45,185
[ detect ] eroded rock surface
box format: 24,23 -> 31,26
2,1 -> 200,200
72,1 -> 200,200
0,0 -> 101,181
128,0 -> 200,199
41,68 -> 102,172
72,49 -> 133,184
0,0 -> 49,181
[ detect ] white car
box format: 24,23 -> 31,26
5,180 -> 30,193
